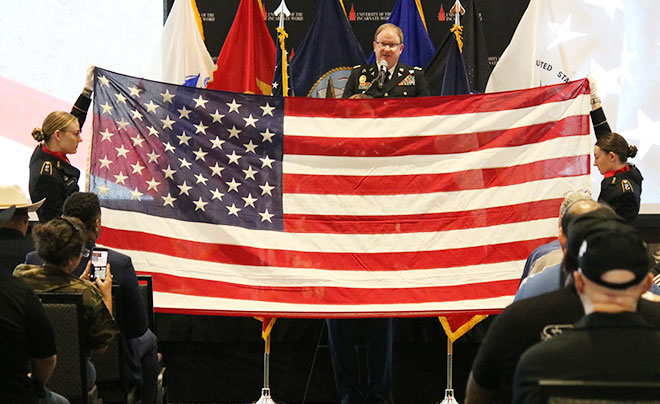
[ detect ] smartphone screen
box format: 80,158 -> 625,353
90,249 -> 108,281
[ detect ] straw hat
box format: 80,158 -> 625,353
0,185 -> 45,212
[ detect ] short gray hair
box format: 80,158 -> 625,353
559,190 -> 593,218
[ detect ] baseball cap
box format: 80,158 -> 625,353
564,207 -> 619,273
577,220 -> 653,290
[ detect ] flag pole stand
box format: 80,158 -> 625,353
439,338 -> 459,404
255,333 -> 277,404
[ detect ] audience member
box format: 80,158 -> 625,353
0,269 -> 70,404
0,185 -> 44,274
26,192 -> 159,403
14,216 -> 118,389
513,219 -> 660,403
465,209 -> 660,404
29,66 -> 94,222
515,200 -> 604,301
519,190 -> 592,283
589,76 -> 642,223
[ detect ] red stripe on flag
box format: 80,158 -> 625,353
284,116 -> 588,157
283,199 -> 561,233
98,227 -> 551,271
147,271 -> 519,305
283,156 -> 589,195
284,79 -> 589,118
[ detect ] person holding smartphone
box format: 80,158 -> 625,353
24,192 -> 160,404
14,216 -> 118,390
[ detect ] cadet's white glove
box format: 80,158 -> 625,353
83,65 -> 95,96
587,74 -> 600,110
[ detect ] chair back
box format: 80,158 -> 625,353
137,275 -> 155,330
38,293 -> 89,402
91,284 -> 137,403
539,379 -> 660,403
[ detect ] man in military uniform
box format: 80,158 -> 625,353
342,23 -> 430,99
328,23 -> 430,404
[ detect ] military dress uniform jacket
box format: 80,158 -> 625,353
599,164 -> 643,223
13,264 -> 118,354
342,62 -> 430,98
28,93 -> 91,222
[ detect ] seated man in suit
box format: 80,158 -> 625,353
513,219 -> 660,403
26,192 -> 159,404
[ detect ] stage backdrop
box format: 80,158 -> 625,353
170,0 -> 528,68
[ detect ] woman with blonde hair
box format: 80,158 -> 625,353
29,67 -> 95,222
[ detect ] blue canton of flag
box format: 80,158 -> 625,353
89,67 -> 284,231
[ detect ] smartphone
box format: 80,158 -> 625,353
90,248 -> 108,281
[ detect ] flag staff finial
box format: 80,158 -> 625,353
274,0 -> 292,96
274,0 -> 291,28
450,0 -> 465,27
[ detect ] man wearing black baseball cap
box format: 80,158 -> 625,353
513,219 -> 660,403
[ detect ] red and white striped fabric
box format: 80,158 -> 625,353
97,78 -> 591,318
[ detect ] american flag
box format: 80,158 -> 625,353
89,67 -> 591,317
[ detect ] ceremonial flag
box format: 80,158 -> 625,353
89,67 -> 591,317
486,0 -> 623,93
485,0 -> 660,207
271,32 -> 294,97
289,0 -> 365,97
367,0 -> 435,68
440,34 -> 470,96
207,0 -> 276,95
144,0 -> 215,87
424,0 -> 491,95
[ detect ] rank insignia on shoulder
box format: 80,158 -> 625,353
40,161 -> 52,175
621,179 -> 633,193
413,66 -> 422,71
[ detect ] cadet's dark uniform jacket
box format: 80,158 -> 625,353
342,62 -> 430,98
590,107 -> 643,223
13,264 -> 118,354
28,93 -> 91,222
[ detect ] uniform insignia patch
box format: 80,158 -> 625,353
40,161 -> 52,175
358,74 -> 371,90
541,324 -> 573,341
399,74 -> 415,86
621,179 -> 633,193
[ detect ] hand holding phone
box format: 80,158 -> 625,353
89,248 -> 108,281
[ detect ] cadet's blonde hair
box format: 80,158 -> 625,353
31,111 -> 77,143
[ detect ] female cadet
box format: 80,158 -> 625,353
29,67 -> 94,222
589,77 -> 642,223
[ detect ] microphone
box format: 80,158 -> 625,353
376,60 -> 388,90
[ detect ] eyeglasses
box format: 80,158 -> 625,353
375,41 -> 402,50
61,127 -> 81,137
